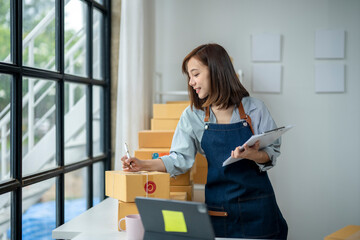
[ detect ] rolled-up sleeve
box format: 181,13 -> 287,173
160,109 -> 198,177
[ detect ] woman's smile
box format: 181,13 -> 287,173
187,57 -> 210,99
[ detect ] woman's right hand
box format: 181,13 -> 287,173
121,155 -> 144,172
120,155 -> 167,172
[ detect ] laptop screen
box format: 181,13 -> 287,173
135,197 -> 215,240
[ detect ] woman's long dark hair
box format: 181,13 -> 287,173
182,43 -> 249,110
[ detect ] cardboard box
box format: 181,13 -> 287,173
170,171 -> 190,186
117,201 -> 138,231
151,119 -> 179,130
105,171 -> 170,202
153,103 -> 188,119
192,166 -> 207,184
195,154 -> 207,167
324,225 -> 360,240
170,192 -> 187,201
170,185 -> 193,201
138,130 -> 174,148
134,148 -> 170,160
166,101 -> 190,104
134,149 -> 205,163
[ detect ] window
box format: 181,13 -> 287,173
22,0 -> 56,70
0,74 -> 11,183
0,1 -> 110,239
65,0 -> 87,77
22,77 -> 57,176
0,0 -> 11,63
64,82 -> 87,165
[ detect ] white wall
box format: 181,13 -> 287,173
150,0 -> 360,239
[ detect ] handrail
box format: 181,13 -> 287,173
2,6 -> 56,63
21,105 -> 55,143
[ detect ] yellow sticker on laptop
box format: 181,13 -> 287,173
162,210 -> 188,232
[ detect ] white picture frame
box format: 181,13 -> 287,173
251,33 -> 282,62
315,63 -> 345,93
315,29 -> 345,59
252,64 -> 282,93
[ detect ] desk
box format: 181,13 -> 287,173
52,198 -> 125,240
52,197 -> 248,240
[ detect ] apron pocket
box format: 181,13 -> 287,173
238,194 -> 280,238
207,205 -> 227,237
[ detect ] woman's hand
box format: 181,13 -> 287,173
120,155 -> 167,172
121,156 -> 144,172
231,141 -> 270,164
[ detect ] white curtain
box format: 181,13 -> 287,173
114,0 -> 150,170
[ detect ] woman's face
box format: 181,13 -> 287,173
187,57 -> 210,99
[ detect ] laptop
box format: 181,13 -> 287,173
135,197 -> 215,240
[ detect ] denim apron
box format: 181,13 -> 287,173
201,103 -> 288,239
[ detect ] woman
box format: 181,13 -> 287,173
121,43 -> 288,239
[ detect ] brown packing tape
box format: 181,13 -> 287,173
141,172 -> 150,198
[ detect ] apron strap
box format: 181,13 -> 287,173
204,106 -> 210,122
204,102 -> 254,134
238,102 -> 254,134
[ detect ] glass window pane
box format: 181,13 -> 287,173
65,168 -> 87,222
93,161 -> 104,206
95,0 -> 104,5
0,0 -> 11,63
93,9 -> 104,80
0,192 -> 10,239
22,0 -> 56,70
22,179 -> 55,239
93,86 -> 103,156
22,77 -> 56,176
65,82 -> 87,164
0,74 -> 11,183
65,0 -> 88,77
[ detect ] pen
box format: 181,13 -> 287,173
263,126 -> 285,134
124,143 -> 132,168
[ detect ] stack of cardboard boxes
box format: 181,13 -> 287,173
136,102 -> 196,201
143,101 -> 208,185
105,101 -> 209,231
105,170 -> 170,230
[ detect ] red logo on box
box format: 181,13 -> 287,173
144,181 -> 156,194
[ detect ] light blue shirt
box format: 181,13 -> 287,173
160,97 -> 281,177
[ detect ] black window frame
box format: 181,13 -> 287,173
0,0 -> 111,239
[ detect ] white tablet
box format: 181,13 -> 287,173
222,125 -> 293,167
